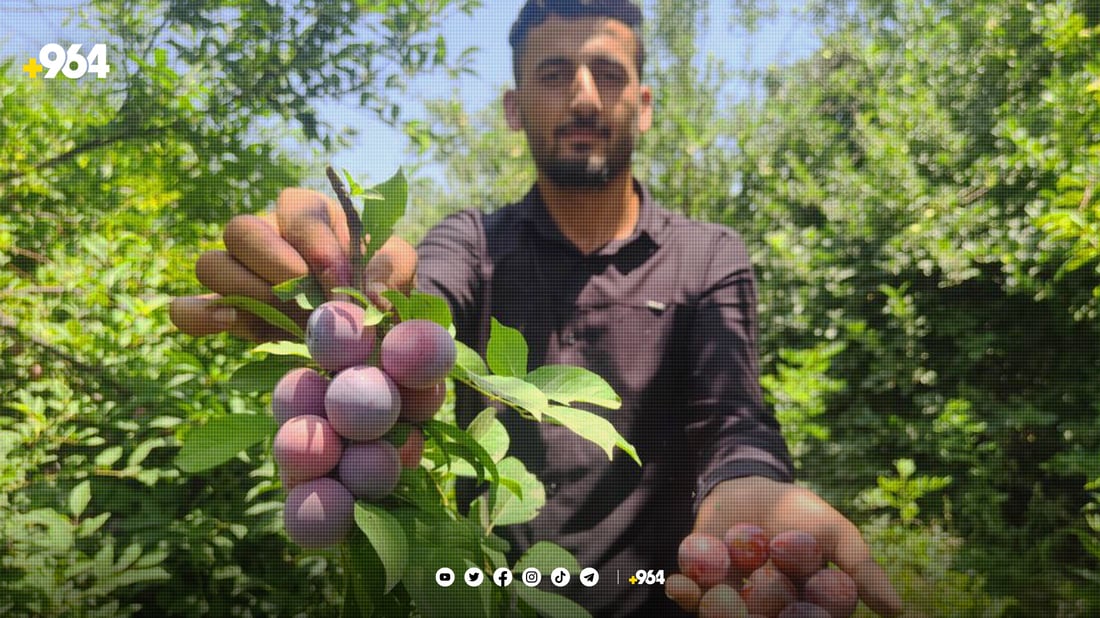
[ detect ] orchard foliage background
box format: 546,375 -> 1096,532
1,0 -> 1099,616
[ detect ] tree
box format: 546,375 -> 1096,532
0,1 -> 477,615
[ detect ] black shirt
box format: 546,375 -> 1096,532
416,182 -> 794,617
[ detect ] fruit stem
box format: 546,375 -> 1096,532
326,165 -> 364,279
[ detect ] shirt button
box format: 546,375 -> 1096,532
562,332 -> 577,346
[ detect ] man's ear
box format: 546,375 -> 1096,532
503,89 -> 524,131
636,84 -> 654,133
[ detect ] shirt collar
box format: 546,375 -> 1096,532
519,179 -> 664,257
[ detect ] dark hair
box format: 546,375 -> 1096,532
509,0 -> 645,84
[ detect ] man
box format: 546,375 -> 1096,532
170,1 -> 903,616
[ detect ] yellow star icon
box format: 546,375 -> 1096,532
23,57 -> 43,79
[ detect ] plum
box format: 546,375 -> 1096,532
665,573 -> 701,613
306,301 -> 375,373
284,477 -> 354,549
769,531 -> 823,582
678,533 -> 730,589
273,415 -> 343,484
777,602 -> 831,618
325,366 -> 401,441
271,367 -> 329,425
397,426 -> 425,469
741,563 -> 797,617
397,381 -> 447,423
725,523 -> 770,576
338,441 -> 401,500
380,319 -> 457,389
697,584 -> 748,618
802,569 -> 858,618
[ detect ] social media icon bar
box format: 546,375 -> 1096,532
492,567 -> 513,587
579,567 -> 599,587
550,567 -> 571,587
464,567 -> 484,587
435,567 -> 455,587
521,567 -> 542,587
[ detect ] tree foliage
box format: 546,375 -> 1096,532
0,1 -> 476,615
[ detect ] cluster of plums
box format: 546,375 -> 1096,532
273,300 -> 455,549
669,525 -> 859,618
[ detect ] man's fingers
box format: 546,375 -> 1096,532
829,522 -> 904,617
363,235 -> 418,294
197,250 -> 284,305
224,214 -> 309,285
275,188 -> 353,293
169,294 -> 285,341
195,250 -> 310,327
665,574 -> 702,614
169,294 -> 237,337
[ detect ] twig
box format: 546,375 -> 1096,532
325,165 -> 363,274
0,309 -> 133,397
1079,181 -> 1095,212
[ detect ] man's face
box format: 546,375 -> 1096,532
505,14 -> 652,189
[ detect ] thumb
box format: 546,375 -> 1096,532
665,573 -> 701,614
831,521 -> 904,617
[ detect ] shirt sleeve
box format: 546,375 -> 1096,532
414,209 -> 484,338
686,228 -> 795,514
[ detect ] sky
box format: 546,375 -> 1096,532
0,1 -> 820,185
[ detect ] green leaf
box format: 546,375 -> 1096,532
487,318 -> 528,377
515,541 -> 581,576
70,480 -> 91,518
78,512 -> 111,537
423,420 -> 499,486
354,502 -> 408,593
342,535 -> 382,615
127,437 -> 168,468
272,275 -> 325,311
461,374 -> 549,421
175,414 -> 277,473
392,468 -> 451,514
362,168 -> 408,260
896,458 -> 916,479
331,287 -> 388,326
381,290 -> 411,322
543,406 -> 641,466
474,456 -> 545,528
381,289 -> 452,329
226,355 -> 309,392
524,365 -> 621,410
214,295 -> 304,339
515,585 -> 592,618
96,446 -> 124,468
402,546 -> 489,618
251,341 -> 312,358
466,408 -> 510,463
408,291 -> 453,329
343,168 -> 384,201
453,340 -> 490,376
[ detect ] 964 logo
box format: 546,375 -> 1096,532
23,44 -> 110,80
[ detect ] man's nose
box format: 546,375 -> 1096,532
570,66 -> 602,114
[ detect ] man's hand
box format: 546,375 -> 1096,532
169,188 -> 418,341
671,476 -> 904,617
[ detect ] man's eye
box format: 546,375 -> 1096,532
596,68 -> 625,84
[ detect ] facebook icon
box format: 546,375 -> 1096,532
492,567 -> 513,587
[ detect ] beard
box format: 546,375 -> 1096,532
527,117 -> 636,189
